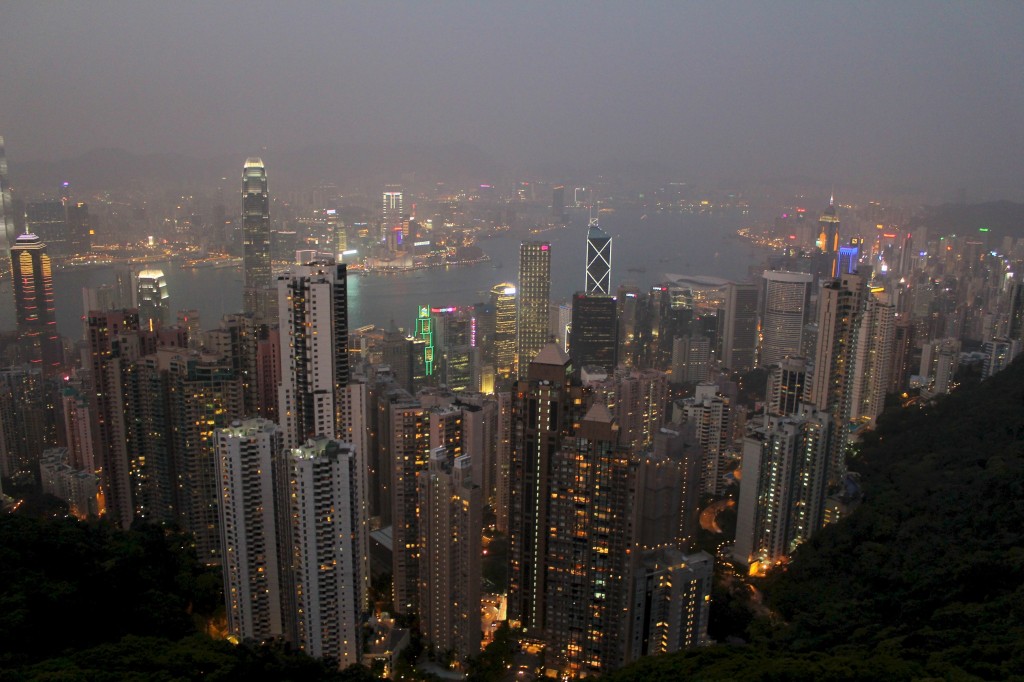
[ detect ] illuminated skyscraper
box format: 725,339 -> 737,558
242,158 -> 272,321
818,195 -> 840,256
585,219 -> 612,294
11,231 -> 62,373
719,281 -> 759,372
277,262 -> 349,450
517,241 -> 551,372
490,283 -> 517,379
760,270 -> 813,367
136,269 -> 169,330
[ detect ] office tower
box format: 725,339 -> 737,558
216,419 -> 284,642
837,243 -> 860,276
760,270 -> 813,368
585,220 -> 612,294
0,135 -> 14,257
554,301 -> 572,354
677,383 -> 731,496
508,344 -> 584,636
0,365 -> 57,480
242,158 -> 272,321
766,356 -> 809,416
136,269 -> 169,330
24,201 -> 68,257
381,325 -> 415,393
288,438 -> 365,669
86,310 -> 146,528
65,201 -> 91,256
414,305 -> 436,381
431,306 -> 476,391
719,282 -> 759,372
544,403 -> 634,675
625,549 -> 712,661
734,405 -> 832,570
11,232 -> 62,373
569,292 -> 618,370
818,195 -> 840,257
809,273 -> 866,483
386,389 -> 430,614
517,241 -> 551,371
418,450 -> 482,661
551,185 -> 565,220
616,285 -> 644,368
671,334 -> 710,383
382,186 -> 404,228
490,283 -> 517,379
849,295 -> 895,424
39,448 -> 101,519
277,262 -> 349,449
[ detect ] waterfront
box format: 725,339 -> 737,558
0,206 -> 770,339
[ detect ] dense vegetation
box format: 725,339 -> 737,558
0,518 -> 369,681
608,356 -> 1024,681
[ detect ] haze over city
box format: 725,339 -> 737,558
1,2 -> 1022,198
1,3 -> 1024,681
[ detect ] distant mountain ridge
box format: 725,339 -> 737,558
11,142 -> 505,194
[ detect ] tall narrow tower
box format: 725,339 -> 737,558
277,262 -> 349,450
517,241 -> 551,372
11,232 -> 62,373
0,136 -> 14,259
242,158 -> 272,321
818,195 -> 841,276
490,283 -> 517,379
585,219 -> 612,294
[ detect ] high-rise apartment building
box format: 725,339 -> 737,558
849,295 -> 895,424
418,449 -> 482,661
242,158 -> 273,321
808,273 -> 866,484
585,220 -> 612,294
760,270 -> 813,368
733,405 -> 832,570
517,241 -> 551,372
288,438 -> 365,669
277,262 -> 349,449
11,232 -> 62,373
215,419 -> 284,642
0,365 -> 57,480
677,383 -> 732,496
766,356 -> 809,416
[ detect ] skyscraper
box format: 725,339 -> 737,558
517,241 -> 551,372
216,419 -> 284,642
382,186 -> 404,229
733,405 -> 832,571
25,201 -> 68,257
0,136 -> 14,258
760,270 -> 813,367
490,283 -> 517,379
11,231 -> 62,373
136,269 -> 169,330
288,438 -> 365,668
818,195 -> 840,258
569,292 -> 618,370
551,185 -> 565,221
719,281 -> 760,372
277,261 -> 349,450
418,449 -> 482,661
585,219 -> 612,294
808,273 -> 866,484
849,295 -> 895,425
242,158 -> 272,321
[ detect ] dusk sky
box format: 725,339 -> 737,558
2,2 -> 1022,196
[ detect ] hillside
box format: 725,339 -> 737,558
608,356 -> 1024,681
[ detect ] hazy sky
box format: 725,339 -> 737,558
1,2 -> 1022,197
